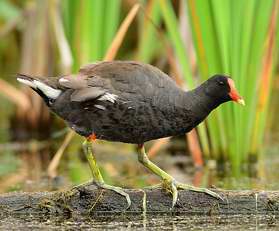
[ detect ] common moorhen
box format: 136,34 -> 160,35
17,61 -> 244,208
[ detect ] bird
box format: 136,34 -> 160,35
17,61 -> 244,209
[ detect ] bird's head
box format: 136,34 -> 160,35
203,75 -> 245,106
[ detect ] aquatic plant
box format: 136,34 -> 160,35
160,0 -> 278,173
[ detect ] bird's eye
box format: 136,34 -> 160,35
218,81 -> 224,85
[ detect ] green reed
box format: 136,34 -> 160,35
160,0 -> 278,174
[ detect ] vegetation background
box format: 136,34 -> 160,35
0,0 -> 278,193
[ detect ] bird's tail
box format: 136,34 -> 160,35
17,73 -> 62,100
16,74 -> 39,88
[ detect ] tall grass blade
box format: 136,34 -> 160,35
161,0 -> 278,173
104,4 -> 140,61
137,0 -> 162,62
159,0 -> 210,158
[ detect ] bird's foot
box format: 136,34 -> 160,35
161,178 -> 223,208
95,182 -> 131,210
73,181 -> 131,210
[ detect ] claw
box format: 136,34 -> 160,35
138,189 -> 147,214
96,182 -> 131,210
81,140 -> 131,210
74,181 -> 131,210
170,180 -> 178,208
162,179 -> 223,208
137,145 -> 223,209
177,182 -> 224,201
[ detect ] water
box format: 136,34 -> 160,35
1,134 -> 279,230
0,214 -> 278,230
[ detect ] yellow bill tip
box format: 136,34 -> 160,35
237,98 -> 245,106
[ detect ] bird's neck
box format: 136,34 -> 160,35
183,86 -> 222,123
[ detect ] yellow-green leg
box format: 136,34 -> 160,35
81,140 -> 131,209
137,144 -> 223,208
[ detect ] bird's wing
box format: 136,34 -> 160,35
79,62 -> 102,75
58,61 -> 178,103
70,87 -> 106,102
58,74 -> 88,89
80,61 -> 178,92
58,74 -> 106,102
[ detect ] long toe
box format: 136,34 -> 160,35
97,183 -> 131,210
161,179 -> 179,208
176,182 -> 224,201
170,181 -> 178,208
162,180 -> 224,209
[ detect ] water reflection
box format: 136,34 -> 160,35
0,214 -> 278,230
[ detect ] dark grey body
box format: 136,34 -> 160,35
18,61 -> 230,144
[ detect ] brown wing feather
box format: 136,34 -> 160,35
70,87 -> 105,102
59,61 -> 178,103
79,62 -> 102,75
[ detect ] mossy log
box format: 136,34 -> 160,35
0,183 -> 278,216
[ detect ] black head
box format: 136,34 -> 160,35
202,75 -> 244,105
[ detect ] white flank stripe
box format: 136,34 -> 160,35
98,93 -> 118,103
94,104 -> 106,110
17,78 -> 36,88
59,78 -> 69,83
34,80 -> 61,99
